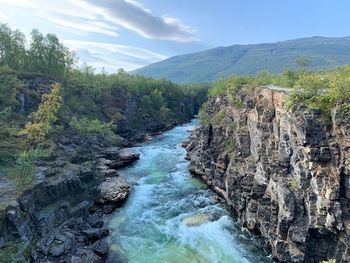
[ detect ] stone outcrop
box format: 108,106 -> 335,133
0,145 -> 138,262
186,87 -> 350,262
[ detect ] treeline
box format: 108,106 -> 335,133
0,24 -> 75,76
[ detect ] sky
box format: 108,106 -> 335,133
0,0 -> 349,72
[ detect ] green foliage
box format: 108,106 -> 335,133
198,102 -> 210,125
13,148 -> 46,190
211,110 -> 226,125
320,259 -> 336,263
273,69 -> 302,87
284,66 -> 350,122
0,242 -> 20,263
296,56 -> 312,68
0,24 -> 75,77
209,75 -> 253,96
225,137 -> 236,152
69,117 -> 116,136
228,95 -> 244,109
20,83 -> 61,144
290,176 -> 298,191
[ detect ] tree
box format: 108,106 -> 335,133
296,57 -> 311,68
20,83 -> 62,144
0,24 -> 12,66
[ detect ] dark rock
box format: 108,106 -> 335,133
87,216 -> 104,228
319,147 -> 331,162
93,239 -> 108,257
81,228 -> 108,241
49,243 -> 65,257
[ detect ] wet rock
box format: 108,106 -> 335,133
183,214 -> 209,226
81,228 -> 107,241
87,216 -> 104,228
93,239 -> 108,257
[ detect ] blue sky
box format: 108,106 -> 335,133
0,0 -> 349,72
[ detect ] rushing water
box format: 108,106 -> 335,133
107,120 -> 272,263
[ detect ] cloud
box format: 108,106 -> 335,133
36,11 -> 119,37
63,40 -> 168,72
0,0 -> 197,42
82,0 -> 198,42
0,0 -> 117,36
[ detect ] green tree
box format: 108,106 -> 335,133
296,57 -> 312,68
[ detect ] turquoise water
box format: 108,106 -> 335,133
107,120 -> 272,263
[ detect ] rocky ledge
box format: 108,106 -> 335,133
186,87 -> 350,262
0,144 -> 139,262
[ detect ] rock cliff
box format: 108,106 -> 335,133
186,87 -> 350,262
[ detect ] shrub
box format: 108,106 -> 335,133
198,102 -> 210,125
228,95 -> 244,109
69,116 -> 116,136
320,259 -> 336,263
13,148 -> 45,190
211,110 -> 226,125
0,242 -> 20,263
225,137 -> 236,152
290,176 -> 298,191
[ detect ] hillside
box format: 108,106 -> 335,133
133,36 -> 350,83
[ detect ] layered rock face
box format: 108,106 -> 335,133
1,145 -> 138,262
186,87 -> 350,262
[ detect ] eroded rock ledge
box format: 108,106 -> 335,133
186,87 -> 350,262
1,144 -> 139,262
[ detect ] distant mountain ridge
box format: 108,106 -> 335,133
133,36 -> 350,83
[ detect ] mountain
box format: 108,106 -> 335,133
133,36 -> 350,83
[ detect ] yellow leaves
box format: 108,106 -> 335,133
31,83 -> 61,124
20,83 -> 61,144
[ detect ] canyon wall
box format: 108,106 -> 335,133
186,87 -> 350,262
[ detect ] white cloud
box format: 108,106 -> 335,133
0,0 -> 116,36
36,11 -> 119,37
82,0 -> 198,42
0,0 -> 197,42
63,40 -> 168,72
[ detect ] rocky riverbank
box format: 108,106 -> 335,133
185,87 -> 350,262
1,136 -> 140,262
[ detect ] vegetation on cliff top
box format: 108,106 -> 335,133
199,66 -> 350,125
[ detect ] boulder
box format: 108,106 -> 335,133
97,177 -> 130,212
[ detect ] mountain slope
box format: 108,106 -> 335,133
133,36 -> 350,83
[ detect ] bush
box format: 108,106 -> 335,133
198,102 -> 210,125
13,148 -> 45,190
225,137 -> 236,152
320,260 -> 336,263
290,176 -> 298,192
228,95 -> 244,109
0,242 -> 20,263
69,117 -> 116,136
211,110 -> 226,125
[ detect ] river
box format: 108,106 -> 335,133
107,120 -> 272,263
